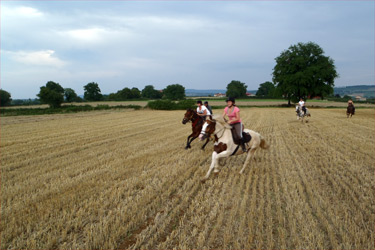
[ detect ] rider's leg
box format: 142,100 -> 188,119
235,122 -> 246,152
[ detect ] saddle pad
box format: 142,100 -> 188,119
243,132 -> 251,143
231,127 -> 251,144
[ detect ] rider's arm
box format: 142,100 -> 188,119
222,110 -> 228,122
198,106 -> 207,116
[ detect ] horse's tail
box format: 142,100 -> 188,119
260,136 -> 270,150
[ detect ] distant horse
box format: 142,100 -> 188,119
296,105 -> 311,123
347,104 -> 355,118
198,116 -> 269,182
182,109 -> 210,150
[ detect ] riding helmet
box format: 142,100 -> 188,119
226,97 -> 235,103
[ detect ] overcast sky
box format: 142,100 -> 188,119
1,1 -> 374,99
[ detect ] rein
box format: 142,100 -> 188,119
192,116 -> 200,127
214,126 -> 226,140
189,112 -> 203,128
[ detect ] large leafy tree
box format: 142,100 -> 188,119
141,85 -> 162,99
64,88 -> 78,103
163,84 -> 185,100
37,81 -> 65,108
84,82 -> 103,101
226,80 -> 247,98
256,81 -> 276,98
272,42 -> 338,105
0,89 -> 12,106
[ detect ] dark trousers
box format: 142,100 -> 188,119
232,122 -> 243,140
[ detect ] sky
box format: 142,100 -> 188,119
1,1 -> 374,99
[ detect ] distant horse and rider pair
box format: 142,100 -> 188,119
347,100 -> 355,118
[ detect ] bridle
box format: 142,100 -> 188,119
183,111 -> 201,127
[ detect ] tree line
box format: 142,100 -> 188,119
1,41 -> 342,107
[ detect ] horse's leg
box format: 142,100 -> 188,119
188,136 -> 198,148
185,135 -> 192,149
186,134 -> 196,149
201,152 -> 218,182
201,137 -> 210,150
239,147 -> 257,174
212,152 -> 230,174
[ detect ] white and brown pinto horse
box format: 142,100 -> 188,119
198,116 -> 269,182
296,105 -> 311,123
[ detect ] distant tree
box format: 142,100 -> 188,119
141,85 -> 162,99
84,82 -> 102,101
108,87 -> 141,100
226,80 -> 247,98
64,88 -> 78,103
37,81 -> 65,108
163,84 -> 185,100
131,87 -> 141,99
0,89 -> 12,106
119,88 -> 133,99
335,94 -> 341,98
272,41 -> 338,105
343,95 -> 352,100
108,93 -> 117,101
256,81 -> 276,98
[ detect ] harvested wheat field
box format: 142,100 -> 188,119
1,108 -> 374,249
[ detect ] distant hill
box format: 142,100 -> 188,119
185,89 -> 257,97
334,85 -> 375,98
185,85 -> 374,98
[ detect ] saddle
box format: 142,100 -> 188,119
231,126 -> 251,145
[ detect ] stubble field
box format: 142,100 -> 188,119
1,108 -> 374,249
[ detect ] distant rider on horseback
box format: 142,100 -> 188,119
298,98 -> 306,115
348,99 -> 355,114
197,100 -> 211,120
222,97 -> 246,152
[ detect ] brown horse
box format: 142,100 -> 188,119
182,109 -> 210,150
347,104 -> 355,118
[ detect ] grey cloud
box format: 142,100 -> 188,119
1,1 -> 374,99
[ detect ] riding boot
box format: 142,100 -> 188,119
240,138 -> 247,152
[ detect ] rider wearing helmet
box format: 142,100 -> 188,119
222,97 -> 246,152
204,101 -> 213,115
197,100 -> 211,120
348,99 -> 355,114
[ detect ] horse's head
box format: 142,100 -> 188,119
182,109 -> 195,124
199,118 -> 216,141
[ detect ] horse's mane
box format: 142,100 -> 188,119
211,115 -> 232,129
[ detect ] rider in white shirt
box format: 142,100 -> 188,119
298,98 -> 306,114
196,100 -> 211,120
